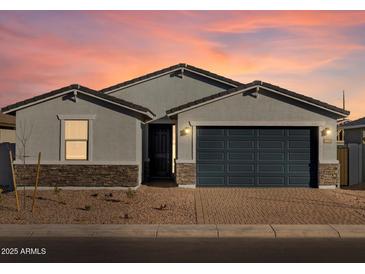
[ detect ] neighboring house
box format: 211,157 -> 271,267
0,113 -> 15,143
1,63 -> 349,188
343,117 -> 365,145
343,117 -> 365,185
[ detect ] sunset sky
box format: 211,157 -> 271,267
0,11 -> 364,119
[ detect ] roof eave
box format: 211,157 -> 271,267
166,83 -> 350,118
343,125 -> 365,130
1,87 -> 155,120
101,63 -> 241,94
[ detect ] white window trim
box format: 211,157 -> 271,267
57,115 -> 95,161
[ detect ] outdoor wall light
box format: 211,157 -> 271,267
184,127 -> 191,134
322,127 -> 331,136
180,127 -> 191,136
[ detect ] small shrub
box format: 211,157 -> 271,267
84,205 -> 91,211
53,185 -> 61,194
126,188 -> 136,199
0,189 -> 2,203
121,213 -> 131,219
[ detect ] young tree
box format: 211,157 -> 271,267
16,119 -> 33,165
15,119 -> 34,209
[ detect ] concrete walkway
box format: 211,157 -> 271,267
1,224 -> 365,238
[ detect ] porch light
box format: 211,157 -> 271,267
180,127 -> 191,136
322,128 -> 331,136
184,127 -> 191,134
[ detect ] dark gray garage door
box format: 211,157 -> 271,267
196,127 -> 318,187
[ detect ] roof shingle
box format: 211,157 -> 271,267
343,116 -> 365,128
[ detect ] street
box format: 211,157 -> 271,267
1,237 -> 365,263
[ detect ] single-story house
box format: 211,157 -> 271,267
0,113 -> 16,144
1,63 -> 349,188
343,117 -> 365,145
343,117 -> 365,185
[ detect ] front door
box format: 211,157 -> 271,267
149,124 -> 172,179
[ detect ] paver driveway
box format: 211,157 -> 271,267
195,188 -> 365,224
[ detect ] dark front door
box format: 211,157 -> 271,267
149,124 -> 172,179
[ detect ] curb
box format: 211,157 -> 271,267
1,224 -> 365,238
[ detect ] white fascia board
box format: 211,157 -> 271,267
2,90 -> 72,114
76,90 -> 154,118
3,89 -> 154,119
183,68 -> 239,87
260,86 -> 348,118
167,84 -> 348,118
103,67 -> 238,95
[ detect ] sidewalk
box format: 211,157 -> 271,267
1,224 -> 365,238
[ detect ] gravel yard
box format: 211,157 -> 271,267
0,186 -> 196,224
1,185 -> 365,224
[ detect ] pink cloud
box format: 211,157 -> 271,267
0,11 -> 364,119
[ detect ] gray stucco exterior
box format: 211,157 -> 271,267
108,71 -> 234,118
175,89 -> 338,164
15,93 -> 141,165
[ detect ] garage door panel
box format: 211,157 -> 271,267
227,152 -> 255,161
258,129 -> 285,137
288,164 -> 311,173
288,176 -> 311,186
288,140 -> 310,149
257,164 -> 285,173
257,176 -> 286,185
228,140 -> 255,149
227,163 -> 255,173
227,176 -> 255,186
197,152 -> 225,161
197,163 -> 225,173
259,152 -> 285,161
198,140 -> 225,149
227,128 -> 255,137
197,176 -> 225,186
258,140 -> 285,149
288,128 -> 312,136
288,152 -> 310,161
196,127 -> 317,187
198,128 -> 225,136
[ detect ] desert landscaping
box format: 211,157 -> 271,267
1,185 -> 365,225
0,186 -> 196,224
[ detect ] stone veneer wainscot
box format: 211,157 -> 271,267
176,163 -> 196,185
319,163 -> 340,186
14,164 -> 139,187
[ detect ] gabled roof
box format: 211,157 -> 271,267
166,80 -> 350,117
0,113 -> 15,128
343,116 -> 365,129
100,63 -> 243,94
1,84 -> 155,119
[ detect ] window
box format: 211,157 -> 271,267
363,130 -> 365,144
337,129 -> 344,142
65,120 -> 88,160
